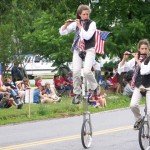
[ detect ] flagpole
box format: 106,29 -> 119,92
28,87 -> 31,118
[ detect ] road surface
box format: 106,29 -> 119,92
0,107 -> 144,150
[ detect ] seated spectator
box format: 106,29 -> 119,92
16,81 -> 26,103
2,78 -> 23,109
106,72 -> 119,92
62,74 -> 73,95
94,93 -> 107,108
123,70 -> 134,97
65,72 -> 73,86
0,92 -> 14,108
35,76 -> 42,87
65,72 -> 74,96
4,76 -> 18,93
98,74 -> 109,90
88,87 -> 107,108
44,82 -> 61,101
0,88 -> 17,108
53,74 -> 71,96
22,77 -> 30,89
33,80 -> 61,104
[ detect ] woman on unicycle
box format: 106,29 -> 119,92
59,4 -> 99,104
118,39 -> 150,150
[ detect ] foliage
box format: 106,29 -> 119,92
103,60 -> 118,71
0,0 -> 149,70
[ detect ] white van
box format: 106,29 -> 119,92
6,54 -> 57,79
23,54 -> 56,78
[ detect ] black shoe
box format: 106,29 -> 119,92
133,119 -> 143,130
72,94 -> 81,104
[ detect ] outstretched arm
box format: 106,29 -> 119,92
59,20 -> 76,35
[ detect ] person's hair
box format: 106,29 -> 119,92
23,77 -> 29,83
34,76 -> 42,82
137,39 -> 150,51
76,4 -> 91,19
137,39 -> 150,65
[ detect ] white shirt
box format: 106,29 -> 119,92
93,61 -> 101,71
117,58 -> 135,74
59,21 -> 96,40
140,60 -> 150,75
118,57 -> 150,75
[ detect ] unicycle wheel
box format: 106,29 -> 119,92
139,121 -> 150,150
81,119 -> 92,149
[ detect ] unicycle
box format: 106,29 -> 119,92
81,71 -> 93,149
139,90 -> 150,150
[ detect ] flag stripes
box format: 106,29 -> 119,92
95,30 -> 110,54
78,29 -> 110,54
78,38 -> 85,51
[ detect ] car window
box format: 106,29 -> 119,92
34,55 -> 41,63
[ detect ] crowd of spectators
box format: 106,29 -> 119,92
97,67 -> 134,98
0,60 -> 75,109
0,59 -> 135,110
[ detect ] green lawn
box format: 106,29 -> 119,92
0,93 -> 134,126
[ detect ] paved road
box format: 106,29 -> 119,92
0,107 -> 144,150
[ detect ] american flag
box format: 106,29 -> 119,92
78,29 -> 110,54
77,38 -> 85,51
95,30 -> 110,54
0,63 -> 3,86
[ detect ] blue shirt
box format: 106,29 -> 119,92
33,89 -> 40,103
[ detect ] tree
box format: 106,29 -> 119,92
0,0 -> 149,72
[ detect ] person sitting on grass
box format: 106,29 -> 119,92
0,92 -> 14,108
44,82 -> 61,102
123,70 -> 134,97
33,80 -> 61,104
22,77 -> 30,90
2,77 -> 23,109
89,87 -> 107,108
4,76 -> 18,94
53,75 -> 66,96
15,81 -> 26,103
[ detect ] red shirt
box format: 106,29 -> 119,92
54,76 -> 65,87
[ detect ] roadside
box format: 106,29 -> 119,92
0,107 -> 141,150
0,93 -> 132,126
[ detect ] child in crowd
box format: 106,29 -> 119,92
22,77 -> 30,90
90,88 -> 107,108
33,77 -> 61,104
53,74 -> 72,96
15,81 -> 26,103
44,82 -> 61,101
0,92 -> 14,108
123,70 -> 134,97
4,77 -> 18,93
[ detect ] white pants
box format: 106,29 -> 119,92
130,86 -> 150,122
72,48 -> 98,95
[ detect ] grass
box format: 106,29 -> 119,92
0,93 -> 135,126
